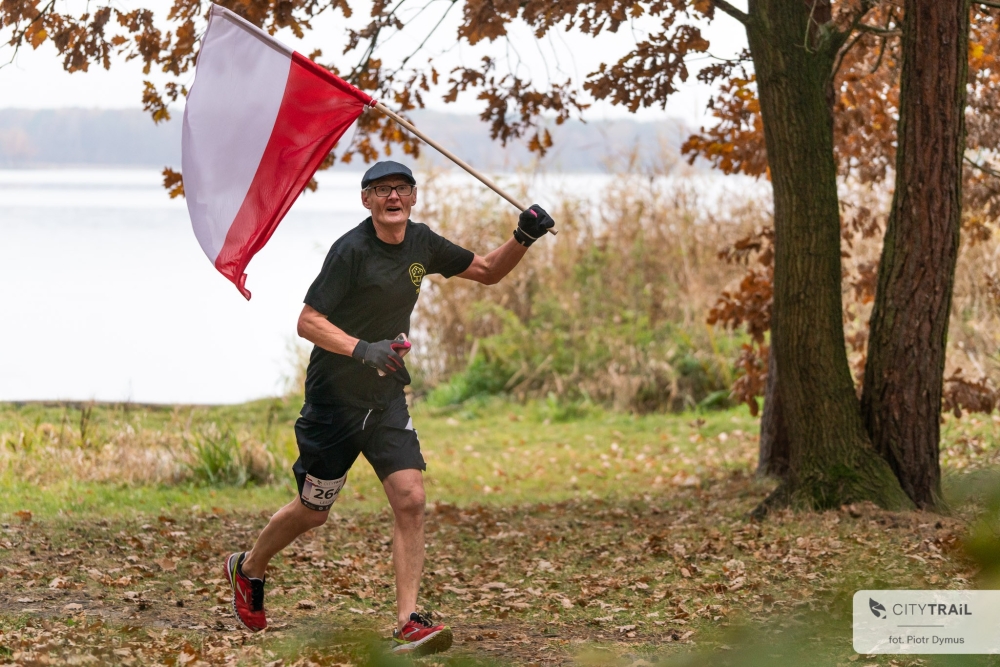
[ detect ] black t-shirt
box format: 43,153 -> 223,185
303,217 -> 474,408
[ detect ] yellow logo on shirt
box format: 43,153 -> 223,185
409,263 -> 426,293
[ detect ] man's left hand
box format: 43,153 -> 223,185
516,205 -> 555,246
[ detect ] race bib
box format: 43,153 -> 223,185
300,473 -> 347,511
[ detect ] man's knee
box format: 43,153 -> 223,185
392,483 -> 425,518
303,507 -> 330,528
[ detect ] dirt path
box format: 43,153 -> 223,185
0,474 -> 974,666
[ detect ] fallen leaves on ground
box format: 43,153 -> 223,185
0,469 -> 978,665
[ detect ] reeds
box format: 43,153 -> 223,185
412,166 -> 1000,415
411,165 -> 769,412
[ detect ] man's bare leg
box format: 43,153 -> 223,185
241,497 -> 329,579
382,469 -> 426,631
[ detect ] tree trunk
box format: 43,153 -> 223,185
757,344 -> 789,478
745,0 -> 911,513
861,0 -> 969,510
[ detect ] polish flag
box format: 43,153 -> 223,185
182,4 -> 374,299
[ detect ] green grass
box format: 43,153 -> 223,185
0,397 -> 759,518
0,478 -> 294,518
413,397 -> 757,505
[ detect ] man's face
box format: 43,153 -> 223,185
361,176 -> 417,226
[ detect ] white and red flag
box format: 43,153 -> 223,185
182,4 -> 374,299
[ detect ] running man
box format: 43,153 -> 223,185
225,160 -> 555,654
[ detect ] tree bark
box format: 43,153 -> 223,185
757,345 -> 789,478
745,0 -> 911,513
861,0 -> 969,510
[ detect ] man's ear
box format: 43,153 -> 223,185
410,186 -> 417,207
361,189 -> 372,210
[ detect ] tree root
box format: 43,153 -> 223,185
749,464 -> 915,520
749,482 -> 790,520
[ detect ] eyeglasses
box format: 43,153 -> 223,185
367,184 -> 414,197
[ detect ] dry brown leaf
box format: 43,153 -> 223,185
155,557 -> 178,572
177,644 -> 200,665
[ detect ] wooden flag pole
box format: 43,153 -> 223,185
374,102 -> 557,235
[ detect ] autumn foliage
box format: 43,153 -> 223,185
1,0 -> 734,186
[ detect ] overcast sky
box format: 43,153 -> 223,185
0,1 -> 748,129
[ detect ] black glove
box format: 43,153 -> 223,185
514,204 -> 555,247
352,339 -> 411,385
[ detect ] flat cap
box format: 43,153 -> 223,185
361,160 -> 416,189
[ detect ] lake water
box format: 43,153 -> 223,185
0,167 -> 763,403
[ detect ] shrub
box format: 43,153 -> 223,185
185,427 -> 275,486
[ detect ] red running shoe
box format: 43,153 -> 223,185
225,552 -> 267,632
392,612 -> 453,655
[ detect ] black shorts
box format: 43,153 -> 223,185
292,395 -> 425,511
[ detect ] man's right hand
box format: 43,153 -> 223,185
352,340 -> 411,385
